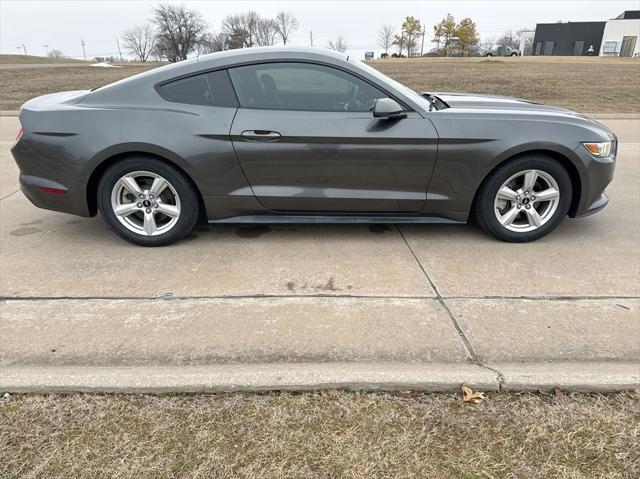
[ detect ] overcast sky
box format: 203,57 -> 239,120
1,0 -> 637,59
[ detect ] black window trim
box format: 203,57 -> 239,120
155,69 -> 239,108
153,60 -> 413,113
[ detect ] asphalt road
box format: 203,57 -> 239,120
0,115 -> 638,392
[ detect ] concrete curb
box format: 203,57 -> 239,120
490,362 -> 640,392
1,362 -> 638,393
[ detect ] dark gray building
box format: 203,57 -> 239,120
533,21 -> 606,56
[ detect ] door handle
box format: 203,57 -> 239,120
241,130 -> 281,141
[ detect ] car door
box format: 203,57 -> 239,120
227,62 -> 438,213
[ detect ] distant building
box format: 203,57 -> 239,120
600,11 -> 640,56
518,30 -> 536,55
532,10 -> 639,56
533,21 -> 605,56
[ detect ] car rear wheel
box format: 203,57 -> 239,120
97,158 -> 200,246
485,53 -> 493,57
474,155 -> 572,242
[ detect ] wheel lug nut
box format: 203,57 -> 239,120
149,194 -> 154,199
517,205 -> 521,209
137,202 -> 142,208
146,208 -> 151,213
516,195 -> 520,200
139,194 -> 144,199
525,205 -> 531,209
531,196 -> 535,200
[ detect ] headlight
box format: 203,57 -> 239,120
583,141 -> 613,157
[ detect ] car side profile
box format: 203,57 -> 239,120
11,47 -> 616,246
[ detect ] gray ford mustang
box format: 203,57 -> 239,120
11,47 -> 616,246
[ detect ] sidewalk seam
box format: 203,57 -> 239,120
1,294 -> 637,301
396,226 -> 505,389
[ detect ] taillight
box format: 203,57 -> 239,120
40,187 -> 66,195
16,127 -> 24,141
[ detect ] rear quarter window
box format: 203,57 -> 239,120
158,70 -> 238,108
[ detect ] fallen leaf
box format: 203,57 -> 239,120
461,385 -> 486,404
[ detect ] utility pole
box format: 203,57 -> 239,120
21,44 -> 27,55
116,38 -> 123,62
80,38 -> 86,61
309,31 -> 313,47
420,25 -> 426,56
44,44 -> 49,56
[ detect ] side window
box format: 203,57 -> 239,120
158,70 -> 238,108
228,62 -> 387,112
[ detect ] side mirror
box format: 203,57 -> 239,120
373,98 -> 407,119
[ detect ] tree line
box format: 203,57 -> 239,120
120,4 -> 530,62
378,14 -> 531,57
122,4 -> 300,62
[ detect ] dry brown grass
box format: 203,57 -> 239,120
0,56 -> 639,112
0,64 -> 158,110
1,390 -> 638,478
371,56 -> 640,113
0,54 -> 89,65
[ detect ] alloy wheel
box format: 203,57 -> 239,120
493,169 -> 560,232
110,171 -> 181,236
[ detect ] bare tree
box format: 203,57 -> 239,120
197,32 -> 228,54
327,36 -> 347,53
497,30 -> 519,50
151,4 -> 207,62
273,11 -> 299,45
222,14 -> 250,49
480,36 -> 497,53
377,24 -> 395,54
222,12 -> 261,48
47,49 -> 64,58
255,18 -> 278,46
122,24 -> 156,62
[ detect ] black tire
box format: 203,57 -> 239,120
485,53 -> 493,57
97,157 -> 200,246
473,155 -> 573,242
511,52 -> 518,56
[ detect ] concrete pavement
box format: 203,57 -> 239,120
0,115 -> 639,392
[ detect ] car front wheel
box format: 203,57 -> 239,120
97,157 -> 200,246
474,156 -> 573,242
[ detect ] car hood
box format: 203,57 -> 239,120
422,91 -> 615,141
425,92 -> 581,116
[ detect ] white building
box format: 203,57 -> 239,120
518,30 -> 536,55
600,10 -> 640,56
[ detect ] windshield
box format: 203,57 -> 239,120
352,59 -> 434,111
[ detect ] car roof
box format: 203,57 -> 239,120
86,47 -> 351,102
195,46 -> 349,65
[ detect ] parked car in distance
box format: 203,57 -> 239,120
11,47 -> 616,246
484,46 -> 522,56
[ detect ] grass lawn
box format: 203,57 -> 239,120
0,55 -> 639,112
1,390 -> 638,478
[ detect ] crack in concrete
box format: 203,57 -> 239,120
396,225 -> 506,390
0,189 -> 20,201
